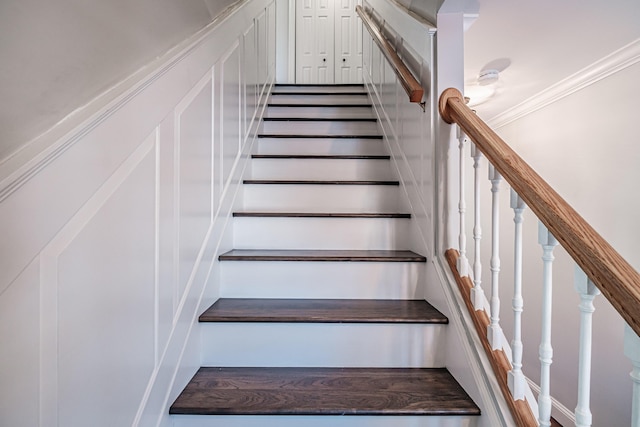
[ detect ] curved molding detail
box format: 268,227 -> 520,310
489,38 -> 640,129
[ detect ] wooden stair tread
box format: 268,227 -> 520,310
263,117 -> 377,122
199,299 -> 448,324
267,103 -> 373,108
257,134 -> 382,139
169,367 -> 481,416
271,91 -> 368,96
243,179 -> 398,185
219,249 -> 426,262
233,212 -> 410,218
251,154 -> 390,159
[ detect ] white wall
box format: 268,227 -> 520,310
0,0 -> 239,163
0,0 -> 276,426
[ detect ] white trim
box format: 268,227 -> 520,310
489,38 -> 640,129
527,376 -> 576,427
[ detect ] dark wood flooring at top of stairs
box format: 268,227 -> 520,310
170,367 -> 481,416
199,298 -> 449,324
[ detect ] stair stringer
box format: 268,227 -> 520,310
363,75 -> 518,427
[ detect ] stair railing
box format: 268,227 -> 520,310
440,87 -> 640,426
356,5 -> 424,105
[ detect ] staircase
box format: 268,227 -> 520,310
170,84 -> 481,426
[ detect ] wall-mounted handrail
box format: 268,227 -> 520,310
356,5 -> 424,104
439,87 -> 640,338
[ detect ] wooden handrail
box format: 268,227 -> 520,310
439,87 -> 640,338
356,5 -> 424,104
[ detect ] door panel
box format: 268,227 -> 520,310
296,0 -> 335,84
334,0 -> 362,83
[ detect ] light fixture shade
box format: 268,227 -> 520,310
478,69 -> 500,86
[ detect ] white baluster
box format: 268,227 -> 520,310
538,222 -> 558,427
471,144 -> 484,310
508,189 -> 527,400
457,126 -> 470,276
624,324 -> 640,427
574,267 -> 600,427
487,164 -> 503,349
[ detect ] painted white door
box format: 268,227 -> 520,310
334,0 -> 363,83
296,0 -> 335,84
295,0 -> 362,84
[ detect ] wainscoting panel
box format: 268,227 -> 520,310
0,1 -> 275,426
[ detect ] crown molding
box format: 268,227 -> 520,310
489,38 -> 640,129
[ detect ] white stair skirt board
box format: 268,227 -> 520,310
174,415 -> 478,427
242,184 -> 401,213
200,322 -> 446,368
269,94 -> 371,105
220,261 -> 426,300
264,106 -> 375,119
233,217 -> 410,250
256,137 -> 387,155
249,158 -> 392,180
261,120 -> 380,135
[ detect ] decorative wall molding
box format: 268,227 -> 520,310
489,38 -> 640,129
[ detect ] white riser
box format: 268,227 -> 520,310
262,120 -> 379,135
265,106 -> 375,119
201,323 -> 446,367
242,184 -> 401,212
250,158 -> 392,180
174,415 -> 478,427
233,217 -> 410,250
257,138 -> 387,156
270,94 -> 371,105
220,261 -> 425,299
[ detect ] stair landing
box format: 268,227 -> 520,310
170,367 -> 480,416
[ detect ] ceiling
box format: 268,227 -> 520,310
462,0 -> 640,123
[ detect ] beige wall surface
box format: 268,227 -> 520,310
0,0 -> 238,162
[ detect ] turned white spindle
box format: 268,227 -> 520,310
487,164 -> 503,349
471,144 -> 484,310
624,324 -> 640,427
574,267 -> 600,427
508,189 -> 527,400
537,222 -> 558,427
457,126 -> 469,276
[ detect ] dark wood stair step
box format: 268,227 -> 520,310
243,179 -> 398,185
218,249 -> 426,262
200,299 -> 448,324
257,134 -> 382,139
263,117 -> 377,122
251,154 -> 390,159
233,212 -> 410,218
169,367 -> 481,416
271,91 -> 368,96
267,103 -> 373,108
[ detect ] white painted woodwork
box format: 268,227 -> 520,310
250,158 -> 392,180
296,0 -> 335,83
574,267 -> 600,427
242,183 -> 402,212
269,93 -> 371,104
201,322 -> 446,367
334,0 -> 364,83
471,144 -> 485,310
537,223 -> 559,427
261,119 -> 380,135
233,216 -> 410,249
508,189 -> 527,400
220,260 -> 426,299
624,324 -> 640,427
256,137 -> 387,155
295,0 -> 363,84
173,414 -> 479,427
274,84 -> 366,93
456,127 -> 469,276
0,1 -> 276,425
265,105 -> 375,118
487,164 -> 503,350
